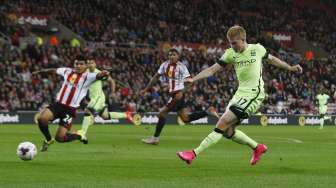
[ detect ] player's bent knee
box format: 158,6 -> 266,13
223,127 -> 235,139
216,118 -> 232,130
213,127 -> 235,139
84,112 -> 91,116
101,115 -> 109,120
55,136 -> 65,143
37,116 -> 48,125
179,115 -> 189,123
158,111 -> 167,119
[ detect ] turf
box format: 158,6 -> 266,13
0,124 -> 336,188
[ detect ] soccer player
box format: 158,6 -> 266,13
177,25 -> 303,165
140,48 -> 219,145
77,59 -> 136,143
32,55 -> 109,151
316,90 -> 331,129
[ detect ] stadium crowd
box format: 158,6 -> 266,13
0,0 -> 335,115
2,0 -> 336,55
0,40 -> 335,114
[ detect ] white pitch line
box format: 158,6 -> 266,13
256,136 -> 303,144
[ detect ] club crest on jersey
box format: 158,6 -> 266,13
69,74 -> 78,84
167,66 -> 174,77
251,50 -> 256,57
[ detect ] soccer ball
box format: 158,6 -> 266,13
16,142 -> 37,161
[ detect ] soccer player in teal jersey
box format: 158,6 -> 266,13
177,25 -> 303,165
78,59 -> 137,143
316,91 -> 331,129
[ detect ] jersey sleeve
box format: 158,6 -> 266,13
56,67 -> 71,76
86,72 -> 98,84
218,49 -> 233,66
256,43 -> 269,61
182,64 -> 191,78
157,63 -> 165,75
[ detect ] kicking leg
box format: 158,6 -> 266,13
177,108 -> 266,165
177,109 -> 237,164
37,108 -> 55,152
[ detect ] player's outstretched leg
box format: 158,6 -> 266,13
177,150 -> 196,165
177,109 -> 267,165
250,144 -> 268,165
177,127 -> 223,165
230,129 -> 267,165
36,108 -> 55,152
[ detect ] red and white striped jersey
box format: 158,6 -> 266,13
55,68 -> 97,108
157,61 -> 190,93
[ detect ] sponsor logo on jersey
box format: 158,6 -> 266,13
236,59 -> 256,67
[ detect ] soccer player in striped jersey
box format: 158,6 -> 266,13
77,59 -> 136,143
140,48 -> 219,145
177,25 -> 303,165
32,55 -> 109,151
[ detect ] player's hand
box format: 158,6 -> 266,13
97,70 -> 110,80
289,65 -> 303,73
184,77 -> 194,88
184,77 -> 194,83
101,70 -> 110,76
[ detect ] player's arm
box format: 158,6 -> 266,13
140,73 -> 161,95
96,70 -> 110,80
107,76 -> 116,93
267,54 -> 303,73
32,68 -> 56,75
327,95 -> 330,104
185,63 -> 222,84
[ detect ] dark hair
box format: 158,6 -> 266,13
168,48 -> 180,55
74,55 -> 86,62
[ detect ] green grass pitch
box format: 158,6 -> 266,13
1,124 -> 336,188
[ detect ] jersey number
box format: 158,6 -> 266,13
62,114 -> 72,124
237,98 -> 248,107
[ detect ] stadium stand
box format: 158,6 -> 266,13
0,0 -> 335,114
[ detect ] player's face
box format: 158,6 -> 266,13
87,60 -> 96,71
74,60 -> 87,73
168,51 -> 179,63
228,37 -> 245,53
